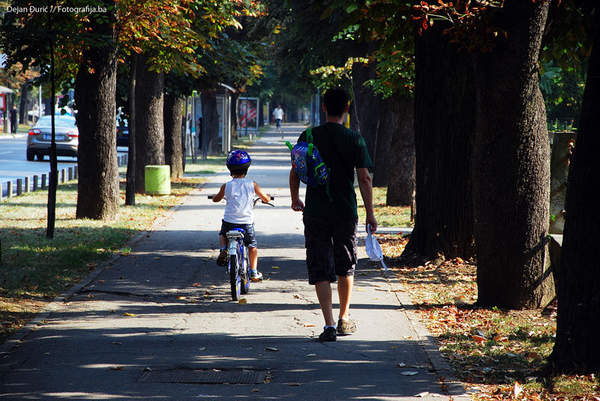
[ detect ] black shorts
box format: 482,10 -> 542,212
219,220 -> 257,248
303,214 -> 358,285
276,118 -> 282,128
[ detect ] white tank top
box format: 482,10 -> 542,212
223,178 -> 255,224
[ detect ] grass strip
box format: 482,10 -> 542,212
378,235 -> 599,399
356,187 -> 413,228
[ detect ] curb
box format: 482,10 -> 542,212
0,182 -> 205,359
390,281 -> 470,398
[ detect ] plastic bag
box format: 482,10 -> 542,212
365,224 -> 387,271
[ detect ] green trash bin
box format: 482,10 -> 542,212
145,165 -> 171,195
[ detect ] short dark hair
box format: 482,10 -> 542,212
229,166 -> 249,176
323,88 -> 349,117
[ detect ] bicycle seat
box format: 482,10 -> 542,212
226,228 -> 245,238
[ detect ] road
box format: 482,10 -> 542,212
0,133 -> 127,198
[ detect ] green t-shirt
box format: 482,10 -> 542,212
297,122 -> 373,219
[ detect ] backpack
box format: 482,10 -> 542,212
286,128 -> 332,200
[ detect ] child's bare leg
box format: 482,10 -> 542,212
219,235 -> 226,249
248,246 -> 258,271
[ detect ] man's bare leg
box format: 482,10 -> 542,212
315,281 -> 335,326
337,275 -> 354,321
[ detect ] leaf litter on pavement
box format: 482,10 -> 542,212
377,234 -> 600,400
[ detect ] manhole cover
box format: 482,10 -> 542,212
139,368 -> 268,384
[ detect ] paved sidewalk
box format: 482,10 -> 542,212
0,125 -> 469,400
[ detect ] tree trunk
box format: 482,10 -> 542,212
231,92 -> 240,139
19,81 -> 30,124
473,0 -> 554,309
135,55 -> 165,193
201,91 -> 220,157
403,25 -> 476,260
551,12 -> 600,373
74,8 -> 119,220
386,95 -> 415,206
372,97 -> 396,187
164,93 -> 184,179
125,54 -> 137,206
351,62 -> 380,160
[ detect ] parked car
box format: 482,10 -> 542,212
116,118 -> 129,147
26,114 -> 78,161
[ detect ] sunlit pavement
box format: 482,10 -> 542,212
0,124 -> 469,400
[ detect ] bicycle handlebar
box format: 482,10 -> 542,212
208,194 -> 275,205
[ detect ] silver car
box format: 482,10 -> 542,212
26,114 -> 78,161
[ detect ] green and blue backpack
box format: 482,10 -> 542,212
286,128 -> 332,199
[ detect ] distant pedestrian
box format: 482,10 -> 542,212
10,105 -> 17,134
272,105 -> 284,137
289,88 -> 377,342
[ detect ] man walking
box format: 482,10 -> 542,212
289,88 -> 377,342
10,105 -> 18,134
272,105 -> 284,137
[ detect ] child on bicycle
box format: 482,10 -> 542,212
212,150 -> 270,281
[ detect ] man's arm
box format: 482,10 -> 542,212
289,168 -> 304,212
357,168 -> 377,232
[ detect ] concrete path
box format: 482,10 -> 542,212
0,125 -> 469,400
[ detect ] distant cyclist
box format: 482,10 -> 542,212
212,150 -> 271,282
272,105 -> 284,137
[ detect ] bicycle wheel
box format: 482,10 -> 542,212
229,254 -> 241,301
240,246 -> 250,295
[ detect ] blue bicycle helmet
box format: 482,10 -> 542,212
226,150 -> 251,172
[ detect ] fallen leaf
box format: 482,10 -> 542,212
401,371 -> 419,376
123,313 -> 137,317
303,324 -> 315,327
192,283 -> 202,287
238,299 -> 247,304
177,296 -> 186,300
471,335 -> 487,344
513,381 -> 523,398
272,266 -> 280,269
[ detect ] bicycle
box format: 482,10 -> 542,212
209,195 -> 274,300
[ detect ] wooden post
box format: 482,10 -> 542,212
33,175 -> 39,191
16,179 -> 23,196
24,177 -> 30,193
7,181 -> 13,198
42,174 -> 47,189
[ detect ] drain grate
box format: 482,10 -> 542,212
139,368 -> 268,384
